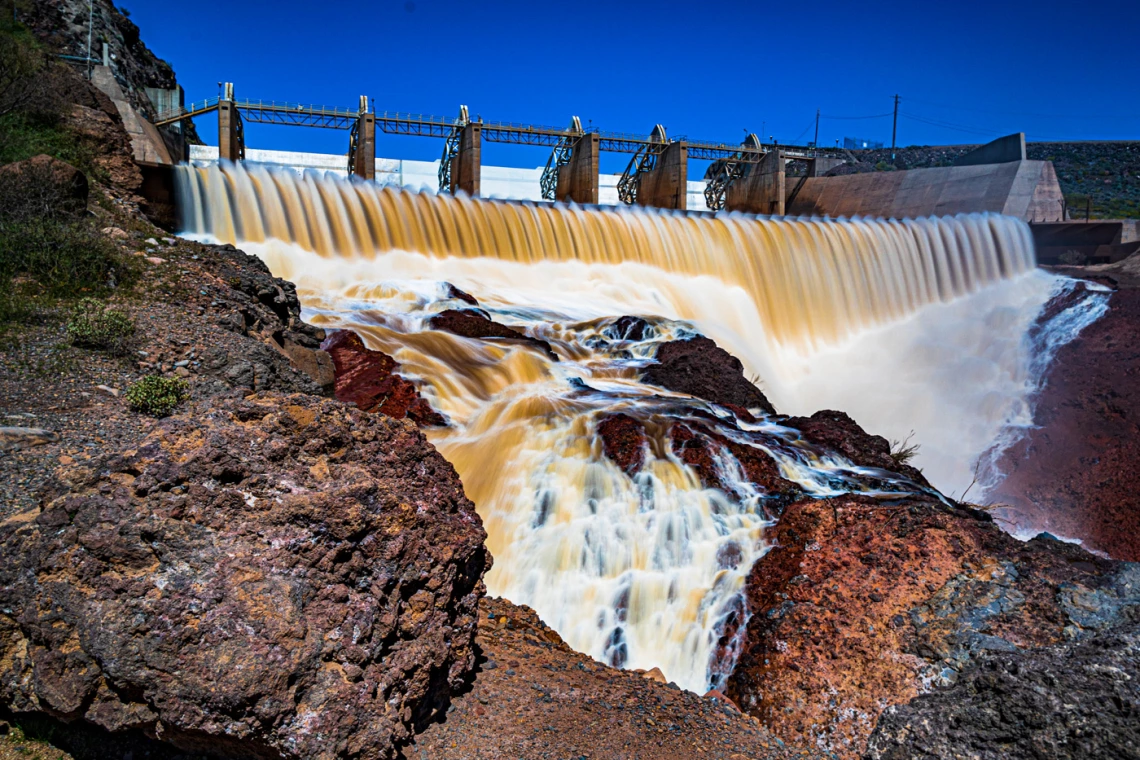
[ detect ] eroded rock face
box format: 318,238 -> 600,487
428,309 -> 558,361
0,393 -> 488,760
784,410 -> 929,486
407,597 -> 817,760
988,280 -> 1140,561
668,421 -> 801,509
322,330 -> 446,427
642,337 -> 775,415
596,413 -> 648,476
865,614 -> 1140,760
725,494 -> 1140,759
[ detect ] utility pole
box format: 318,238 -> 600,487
86,0 -> 93,79
891,94 -> 900,159
813,108 -> 820,148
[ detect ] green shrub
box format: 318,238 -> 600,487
125,375 -> 188,417
66,297 -> 134,353
0,218 -> 137,300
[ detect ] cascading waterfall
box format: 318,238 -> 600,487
175,162 -> 1103,692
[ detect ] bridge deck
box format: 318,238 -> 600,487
155,99 -> 824,161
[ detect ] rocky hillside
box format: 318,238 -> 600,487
830,141 -> 1140,219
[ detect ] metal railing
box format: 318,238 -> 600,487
154,96 -> 836,161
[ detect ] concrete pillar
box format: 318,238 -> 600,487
637,141 -> 688,210
353,112 -> 376,180
555,132 -> 600,204
450,122 -> 481,196
218,100 -> 241,162
726,149 -> 785,215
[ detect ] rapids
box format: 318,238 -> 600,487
175,162 -> 1105,692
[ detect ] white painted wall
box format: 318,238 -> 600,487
188,145 -> 711,211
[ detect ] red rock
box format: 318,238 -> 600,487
668,421 -> 801,505
784,409 -> 929,486
703,689 -> 740,711
725,494 -> 1135,758
444,283 -> 479,305
0,393 -> 489,759
642,336 -> 775,415
596,413 -> 648,476
429,309 -> 558,361
988,280 -> 1140,560
322,330 -> 445,426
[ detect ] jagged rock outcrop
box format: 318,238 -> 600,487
596,413 -> 648,476
725,495 -> 1140,759
406,597 -> 817,760
865,613 -> 1140,760
642,336 -> 775,415
428,309 -> 558,361
204,243 -> 334,394
785,410 -> 929,487
322,330 -> 446,426
668,421 -> 801,508
0,392 -> 489,760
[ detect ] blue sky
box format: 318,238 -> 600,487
126,0 -> 1137,171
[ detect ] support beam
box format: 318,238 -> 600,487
636,141 -> 688,210
351,97 -> 376,180
450,122 -> 481,196
726,149 -> 785,215
555,132 -> 600,204
217,83 -> 243,163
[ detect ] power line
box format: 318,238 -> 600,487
905,96 -> 1138,122
900,111 -> 1000,137
821,112 -> 894,120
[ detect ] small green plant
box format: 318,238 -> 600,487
889,431 -> 920,468
66,297 -> 134,354
125,375 -> 188,417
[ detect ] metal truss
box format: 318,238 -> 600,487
616,125 -> 668,205
233,107 -> 246,161
438,106 -> 470,193
347,120 -> 360,177
153,92 -> 836,164
540,117 -> 584,201
703,134 -> 762,210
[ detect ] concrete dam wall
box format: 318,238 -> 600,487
188,145 -> 715,211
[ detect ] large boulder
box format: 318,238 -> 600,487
428,309 -> 558,361
0,393 -> 488,759
642,336 -> 775,415
865,614 -> 1140,760
322,330 -> 446,427
725,495 -> 1140,759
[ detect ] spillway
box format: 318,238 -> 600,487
175,162 -> 1104,692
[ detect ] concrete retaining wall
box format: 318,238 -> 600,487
784,160 -> 1064,222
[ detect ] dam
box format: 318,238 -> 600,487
175,162 -> 1104,693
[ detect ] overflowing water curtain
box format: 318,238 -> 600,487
177,163 -> 1037,352
175,162 -> 1070,693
